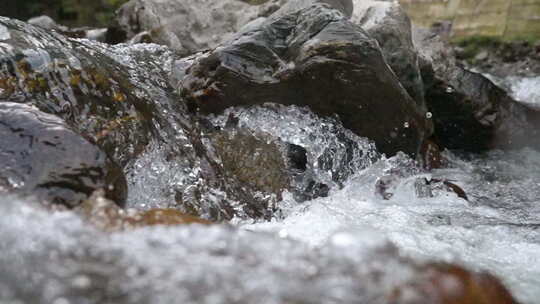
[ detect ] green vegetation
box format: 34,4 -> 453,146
4,0 -> 129,27
452,35 -> 539,66
453,36 -> 504,60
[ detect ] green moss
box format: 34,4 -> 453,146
451,36 -> 503,59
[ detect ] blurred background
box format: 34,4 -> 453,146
0,0 -> 128,27
1,0 -> 539,43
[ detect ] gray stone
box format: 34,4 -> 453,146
351,0 -> 425,110
112,0 -> 288,54
413,26 -> 540,151
178,0 -> 432,157
0,102 -> 127,207
27,15 -> 65,31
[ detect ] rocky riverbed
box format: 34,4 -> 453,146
1,0 -> 539,303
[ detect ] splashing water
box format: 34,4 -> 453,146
125,84 -> 540,304
2,147 -> 540,303
1,17 -> 540,304
210,104 -> 380,189
245,149 -> 540,303
510,76 -> 540,110
483,73 -> 540,110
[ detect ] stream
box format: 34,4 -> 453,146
1,78 -> 540,303
1,8 -> 540,304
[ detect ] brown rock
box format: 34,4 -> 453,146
127,209 -> 211,227
78,191 -> 210,231
391,263 -> 518,304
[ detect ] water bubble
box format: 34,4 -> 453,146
403,122 -> 409,128
426,112 -> 433,119
446,86 -> 454,93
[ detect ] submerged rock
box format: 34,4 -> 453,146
112,0 -> 287,54
0,102 -> 126,207
178,0 -> 431,157
209,128 -> 291,218
210,104 -> 380,194
208,119 -> 334,215
78,191 -> 209,231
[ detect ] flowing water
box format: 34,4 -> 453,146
2,104 -> 540,303
1,17 -> 540,302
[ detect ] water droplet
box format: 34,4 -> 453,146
426,112 -> 433,119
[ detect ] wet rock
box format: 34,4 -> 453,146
207,123 -> 334,217
286,143 -> 308,171
77,190 -> 129,230
419,139 -> 444,170
0,17 -> 244,220
413,27 -> 540,152
78,190 -> 210,231
212,129 -> 290,189
131,208 -> 211,226
0,17 -> 169,165
208,128 -> 290,218
0,102 -> 126,207
422,178 -> 469,201
179,0 -> 431,157
209,104 -> 380,199
392,263 -> 518,304
112,0 -> 288,54
351,0 -> 425,109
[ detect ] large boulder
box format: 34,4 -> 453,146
0,17 -> 177,166
111,0 -> 288,54
351,0 -> 425,110
0,102 -> 127,207
413,27 -> 540,151
0,17 -> 232,218
2,17 -> 366,221
178,0 -> 432,157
